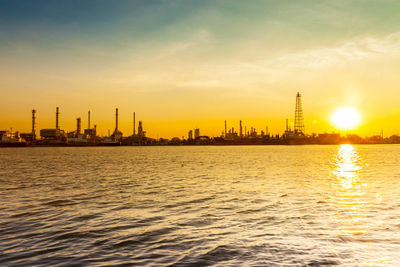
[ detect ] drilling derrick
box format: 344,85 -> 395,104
294,92 -> 305,135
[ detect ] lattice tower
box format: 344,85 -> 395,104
294,92 -> 305,134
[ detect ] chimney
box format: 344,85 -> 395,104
88,111 -> 91,129
56,107 -> 60,130
224,120 -> 227,137
76,117 -> 81,134
115,108 -> 118,131
32,109 -> 36,140
133,112 -> 136,136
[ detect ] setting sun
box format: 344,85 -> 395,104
331,107 -> 361,130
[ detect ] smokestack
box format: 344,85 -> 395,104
115,108 -> 118,131
32,109 -> 36,140
56,107 -> 59,130
224,120 -> 227,137
286,118 -> 289,131
133,112 -> 136,136
240,120 -> 242,137
76,118 -> 81,134
88,111 -> 91,129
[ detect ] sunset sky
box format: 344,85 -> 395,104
1,0 -> 400,138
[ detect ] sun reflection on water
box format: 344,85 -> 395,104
330,145 -> 392,265
331,144 -> 368,236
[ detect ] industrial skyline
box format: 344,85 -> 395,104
2,90 -> 390,140
2,92 -> 307,141
2,92 -> 399,146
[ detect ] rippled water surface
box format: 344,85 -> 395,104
1,145 -> 400,266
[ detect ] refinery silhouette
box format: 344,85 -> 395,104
0,92 -> 398,147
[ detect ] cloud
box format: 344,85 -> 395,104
200,32 -> 400,86
149,29 -> 212,61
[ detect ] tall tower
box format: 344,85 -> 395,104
76,118 -> 81,134
32,109 -> 36,141
224,120 -> 227,138
88,111 -> 91,129
133,112 -> 136,136
115,108 -> 119,132
294,92 -> 305,135
56,107 -> 60,130
239,120 -> 243,137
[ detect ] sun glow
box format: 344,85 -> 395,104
331,107 -> 361,130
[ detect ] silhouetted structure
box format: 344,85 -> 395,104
294,92 -> 304,135
88,111 -> 91,129
39,107 -> 66,144
7,91 -> 400,146
115,108 -> 119,133
56,107 -> 60,130
224,120 -> 227,138
76,118 -> 81,135
138,121 -> 143,136
133,112 -> 136,136
32,109 -> 36,141
84,111 -> 96,136
109,108 -> 122,142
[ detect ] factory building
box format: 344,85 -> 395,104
39,107 -> 66,144
84,111 -> 97,136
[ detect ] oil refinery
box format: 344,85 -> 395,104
1,92 -> 398,146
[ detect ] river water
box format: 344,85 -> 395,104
0,145 -> 400,266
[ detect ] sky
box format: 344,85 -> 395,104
1,0 -> 400,138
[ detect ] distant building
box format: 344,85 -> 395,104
188,130 -> 193,140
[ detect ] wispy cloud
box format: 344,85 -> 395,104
198,32 -> 400,86
148,29 -> 212,61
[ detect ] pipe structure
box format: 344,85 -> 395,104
115,108 -> 119,131
133,112 -> 136,136
224,120 -> 227,138
56,107 -> 60,130
32,109 -> 36,140
76,118 -> 81,134
88,111 -> 91,129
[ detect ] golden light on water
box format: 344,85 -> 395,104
330,144 -> 393,264
331,107 -> 361,130
331,145 -> 368,236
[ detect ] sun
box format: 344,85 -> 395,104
331,107 -> 361,130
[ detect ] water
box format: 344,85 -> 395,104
1,145 -> 400,266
